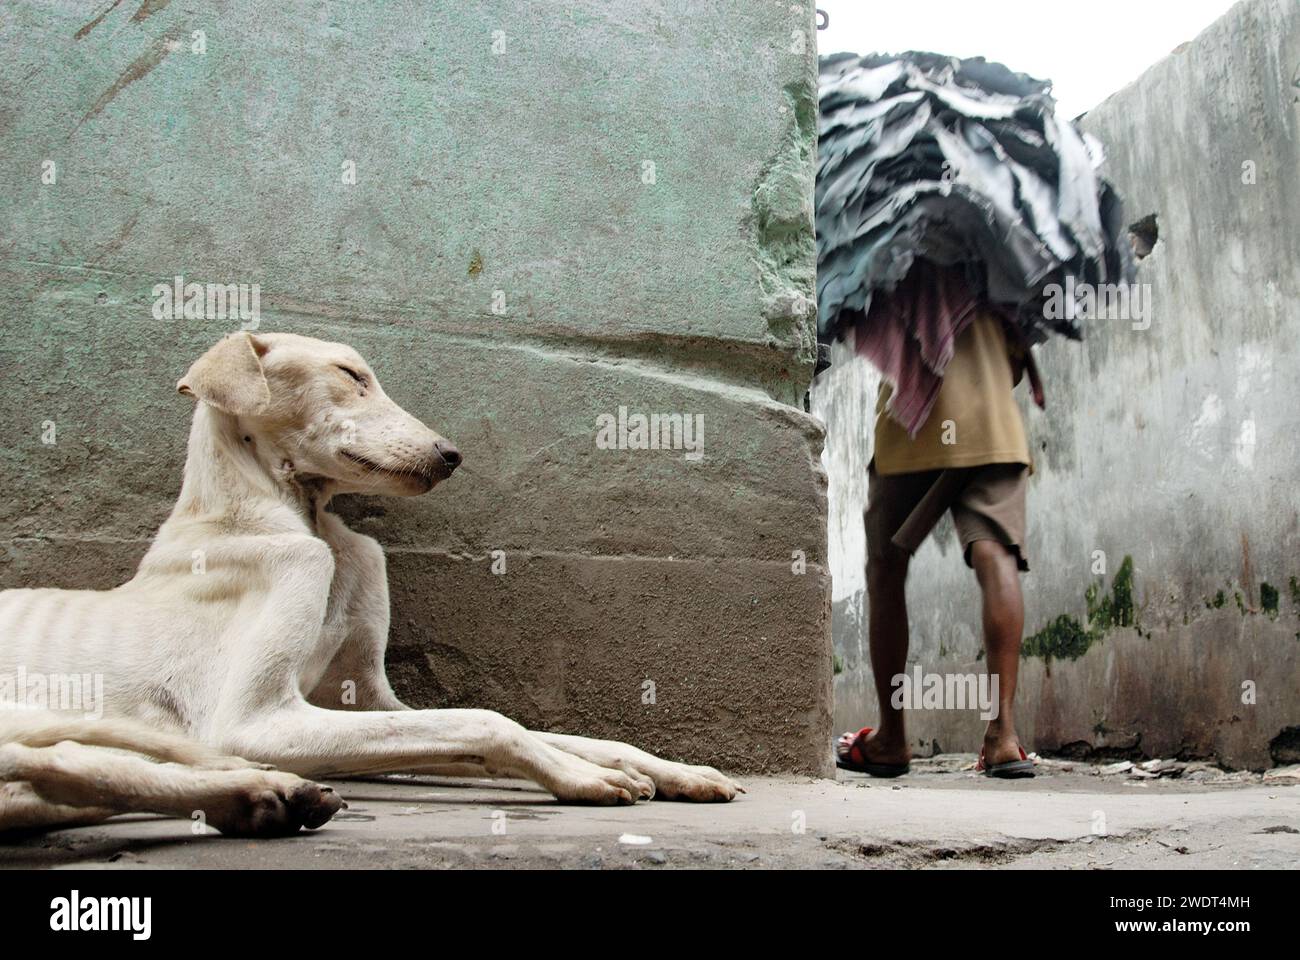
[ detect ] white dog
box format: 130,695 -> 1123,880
0,332 -> 739,836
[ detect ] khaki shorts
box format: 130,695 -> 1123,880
866,460 -> 1030,571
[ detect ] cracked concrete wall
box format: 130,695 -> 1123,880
816,0 -> 1298,770
0,1 -> 831,774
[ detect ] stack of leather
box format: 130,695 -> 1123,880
815,50 -> 1137,433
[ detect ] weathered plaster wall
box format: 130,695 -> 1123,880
0,1 -> 831,773
816,0 -> 1299,770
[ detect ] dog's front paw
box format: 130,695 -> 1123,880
644,761 -> 742,803
547,752 -> 650,806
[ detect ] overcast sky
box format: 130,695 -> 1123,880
815,0 -> 1242,118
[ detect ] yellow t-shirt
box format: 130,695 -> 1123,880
873,310 -> 1031,476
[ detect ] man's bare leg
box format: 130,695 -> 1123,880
850,548 -> 913,765
969,538 -> 1026,765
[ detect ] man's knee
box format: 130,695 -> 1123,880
968,539 -> 1019,584
867,551 -> 909,595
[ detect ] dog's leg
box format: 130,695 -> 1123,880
306,616 -> 408,714
217,703 -> 653,804
3,713 -> 271,772
346,732 -> 740,802
298,530 -> 729,798
201,536 -> 637,800
532,733 -> 741,801
306,518 -> 411,713
217,524 -> 707,804
0,741 -> 342,837
0,781 -> 116,833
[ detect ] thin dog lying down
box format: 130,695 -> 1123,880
0,332 -> 738,836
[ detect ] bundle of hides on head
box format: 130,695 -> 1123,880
815,50 -> 1137,434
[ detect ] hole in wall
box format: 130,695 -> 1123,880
1269,725 -> 1300,765
1128,213 -> 1159,260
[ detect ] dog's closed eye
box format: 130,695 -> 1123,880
337,366 -> 368,388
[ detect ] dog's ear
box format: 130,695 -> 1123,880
177,332 -> 271,416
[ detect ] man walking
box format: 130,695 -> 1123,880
834,263 -> 1043,779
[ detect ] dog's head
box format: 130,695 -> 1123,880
178,332 -> 459,496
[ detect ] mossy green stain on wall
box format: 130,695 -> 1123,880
1026,563 -> 1292,663
1022,554 -> 1138,662
1021,613 -> 1094,662
1201,577 -> 1295,618
1086,554 -> 1135,630
1260,581 -> 1279,618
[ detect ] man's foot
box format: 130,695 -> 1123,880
834,727 -> 911,777
977,730 -> 1035,778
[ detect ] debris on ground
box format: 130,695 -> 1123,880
1263,764 -> 1300,783
904,752 -> 1293,786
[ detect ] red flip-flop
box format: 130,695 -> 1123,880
834,727 -> 910,777
976,744 -> 1036,778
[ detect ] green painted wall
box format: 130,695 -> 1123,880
0,1 -> 831,773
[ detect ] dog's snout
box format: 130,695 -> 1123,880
434,440 -> 461,471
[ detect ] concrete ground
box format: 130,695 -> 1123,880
2,756 -> 1296,869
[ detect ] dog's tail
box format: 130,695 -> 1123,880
0,710 -> 253,770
